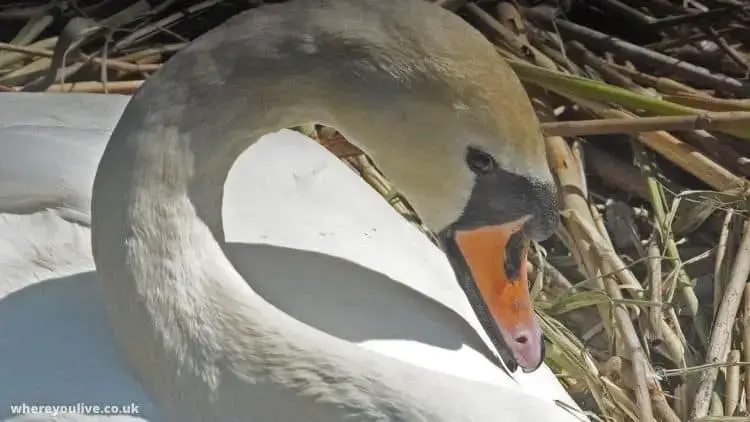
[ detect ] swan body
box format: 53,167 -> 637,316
2,1 -> 589,421
1,93 -> 583,421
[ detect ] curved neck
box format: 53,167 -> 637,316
89,2 -> 469,420
98,20 -> 454,238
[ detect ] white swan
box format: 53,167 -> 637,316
1,1 -> 588,421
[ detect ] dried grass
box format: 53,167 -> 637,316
3,0 -> 750,420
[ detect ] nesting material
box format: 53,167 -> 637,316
3,0 -> 750,420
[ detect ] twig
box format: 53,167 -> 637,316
691,219 -> 750,419
466,3 -> 557,70
600,376 -> 640,419
112,0 -> 224,52
725,350 -> 741,416
0,3 -> 56,19
18,79 -> 144,93
598,0 -> 656,25
0,36 -> 57,69
541,111 -> 750,137
569,97 -> 744,192
647,26 -> 738,52
565,209 -> 655,421
0,41 -> 161,73
6,12 -> 53,49
606,61 -> 709,96
522,7 -> 750,95
545,125 -> 670,420
114,43 -> 185,63
675,383 -> 689,419
714,210 -> 735,319
20,17 -> 99,92
647,239 -> 663,341
0,56 -> 52,85
544,128 -> 617,336
566,41 -> 647,93
652,387 -> 682,422
648,7 -> 740,30
632,141 -> 709,353
663,94 -> 750,112
0,41 -> 53,57
704,26 -> 750,76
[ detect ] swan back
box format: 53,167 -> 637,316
0,93 -> 129,295
0,93 -> 129,225
0,93 -> 154,421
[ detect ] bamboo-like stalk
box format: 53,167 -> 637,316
508,59 -> 750,141
0,41 -> 162,73
571,97 -> 744,194
714,211 -> 735,319
541,111 -> 750,137
632,140 -> 709,351
692,220 -> 750,419
725,350 -> 741,416
663,93 -> 750,112
647,240 -> 663,341
5,1 -> 750,421
565,209 -> 655,421
23,80 -> 144,93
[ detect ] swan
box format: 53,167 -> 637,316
0,1 -> 589,421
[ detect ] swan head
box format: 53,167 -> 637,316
432,138 -> 557,373
340,75 -> 557,372
324,15 -> 559,372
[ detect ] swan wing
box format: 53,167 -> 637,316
0,93 -> 129,226
0,93 -> 156,421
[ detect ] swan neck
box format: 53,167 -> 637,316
88,8 -> 433,415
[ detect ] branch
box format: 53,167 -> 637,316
691,220 -> 750,419
541,111 -> 750,137
522,7 -> 750,96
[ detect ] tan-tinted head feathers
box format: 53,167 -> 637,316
406,4 -> 550,181
301,0 -> 555,234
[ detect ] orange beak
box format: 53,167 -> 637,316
454,221 -> 543,371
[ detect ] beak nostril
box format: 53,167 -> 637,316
515,335 -> 528,345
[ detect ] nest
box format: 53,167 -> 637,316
3,0 -> 750,420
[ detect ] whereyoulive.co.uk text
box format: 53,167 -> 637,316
9,402 -> 140,417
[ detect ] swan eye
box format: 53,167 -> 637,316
465,146 -> 496,175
